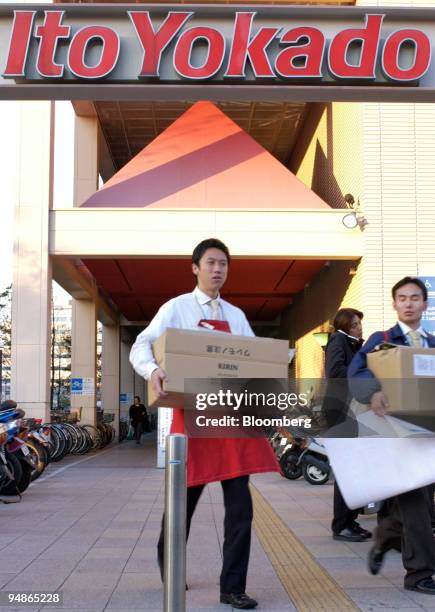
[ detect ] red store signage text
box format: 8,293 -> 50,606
2,10 -> 432,83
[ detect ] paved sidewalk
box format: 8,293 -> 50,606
252,475 -> 435,612
0,438 -> 433,612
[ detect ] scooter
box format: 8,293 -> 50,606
0,401 -> 35,494
0,423 -> 14,492
299,438 -> 331,485
280,432 -> 381,519
24,418 -> 51,481
0,417 -> 25,494
279,437 -> 305,480
270,430 -> 289,460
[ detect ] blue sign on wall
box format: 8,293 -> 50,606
71,378 -> 83,395
420,276 -> 435,334
119,393 -> 127,402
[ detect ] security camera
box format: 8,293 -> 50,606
343,193 -> 355,207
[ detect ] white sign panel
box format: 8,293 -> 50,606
82,377 -> 94,396
157,408 -> 173,469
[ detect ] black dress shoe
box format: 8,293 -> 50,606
333,527 -> 366,542
220,592 -> 258,609
405,577 -> 435,594
368,546 -> 385,575
352,523 -> 372,539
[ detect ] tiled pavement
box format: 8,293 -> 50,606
0,436 -> 435,611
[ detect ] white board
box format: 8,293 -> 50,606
325,414 -> 435,509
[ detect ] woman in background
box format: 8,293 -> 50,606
324,308 -> 372,542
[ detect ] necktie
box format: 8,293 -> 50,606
408,330 -> 421,347
209,299 -> 221,320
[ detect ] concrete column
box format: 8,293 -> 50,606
53,101 -> 75,209
71,298 -> 97,425
11,101 -> 54,421
73,115 -> 98,207
70,112 -> 99,424
120,340 -> 135,421
102,324 -> 120,440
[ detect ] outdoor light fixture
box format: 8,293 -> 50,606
342,194 -> 368,231
313,332 -> 330,349
342,211 -> 359,229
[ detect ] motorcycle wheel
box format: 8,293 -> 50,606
0,452 -> 23,495
26,439 -> 48,482
303,462 -> 329,485
280,451 -> 303,480
16,461 -> 32,493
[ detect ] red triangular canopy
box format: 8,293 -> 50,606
82,101 -> 331,210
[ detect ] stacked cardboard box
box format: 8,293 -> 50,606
148,328 -> 289,407
367,346 -> 435,415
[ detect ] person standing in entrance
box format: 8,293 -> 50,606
349,276 -> 435,594
129,396 -> 148,444
129,238 -> 279,610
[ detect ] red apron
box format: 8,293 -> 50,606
169,318 -> 280,487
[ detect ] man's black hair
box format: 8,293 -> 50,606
192,238 -> 231,266
134,395 -> 140,401
392,276 -> 428,301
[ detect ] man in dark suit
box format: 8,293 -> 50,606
348,276 -> 435,594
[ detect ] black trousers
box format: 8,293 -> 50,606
133,422 -> 142,443
376,486 -> 435,587
332,481 -> 359,534
157,475 -> 253,594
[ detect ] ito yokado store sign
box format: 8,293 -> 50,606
1,4 -> 435,101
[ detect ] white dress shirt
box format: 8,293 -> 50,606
129,286 -> 254,380
397,321 -> 429,347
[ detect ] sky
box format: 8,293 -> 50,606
0,100 -> 75,303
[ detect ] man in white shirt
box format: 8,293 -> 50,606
349,276 -> 435,593
130,238 -> 279,610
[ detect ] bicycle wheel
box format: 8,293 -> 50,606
50,424 -> 69,462
63,423 -> 81,454
44,425 -> 61,461
82,425 -> 101,450
78,426 -> 93,454
59,423 -> 76,455
71,425 -> 87,454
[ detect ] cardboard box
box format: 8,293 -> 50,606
367,346 -> 435,415
148,328 -> 289,408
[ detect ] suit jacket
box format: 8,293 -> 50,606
348,322 -> 435,404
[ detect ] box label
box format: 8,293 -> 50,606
413,354 -> 435,376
